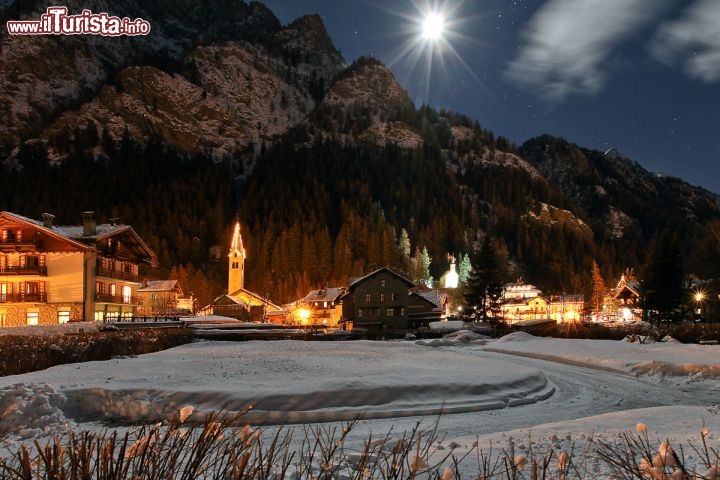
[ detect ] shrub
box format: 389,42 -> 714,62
0,329 -> 194,377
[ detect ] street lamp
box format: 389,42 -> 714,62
297,308 -> 311,325
693,290 -> 705,320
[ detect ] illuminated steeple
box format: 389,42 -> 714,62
228,217 -> 246,294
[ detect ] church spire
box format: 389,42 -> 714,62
228,216 -> 246,294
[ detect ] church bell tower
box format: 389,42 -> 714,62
228,217 -> 246,294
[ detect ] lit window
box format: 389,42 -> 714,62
58,311 -> 70,324
380,279 -> 386,287
94,311 -> 104,321
380,293 -> 385,302
110,284 -> 116,296
391,293 -> 398,301
26,311 -> 39,325
358,308 -> 364,318
122,285 -> 132,304
365,293 -> 371,302
386,308 -> 394,317
0,312 -> 6,327
400,308 -> 405,316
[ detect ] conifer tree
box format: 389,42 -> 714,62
464,236 -> 505,321
590,260 -> 607,316
420,246 -> 432,287
458,253 -> 471,285
640,233 -> 683,322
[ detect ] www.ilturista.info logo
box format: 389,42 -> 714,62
7,7 -> 151,36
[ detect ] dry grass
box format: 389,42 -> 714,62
1,411 -> 718,479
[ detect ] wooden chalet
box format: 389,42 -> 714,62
0,211 -> 157,326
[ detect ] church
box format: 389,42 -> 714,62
205,218 -> 283,322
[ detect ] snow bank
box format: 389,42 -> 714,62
493,331 -> 536,343
0,340 -> 553,431
0,383 -> 70,440
483,333 -> 720,382
416,330 -> 490,347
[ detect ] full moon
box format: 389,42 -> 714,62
422,12 -> 445,40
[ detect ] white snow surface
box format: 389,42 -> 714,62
2,329 -> 720,476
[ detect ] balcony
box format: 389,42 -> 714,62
0,266 -> 47,276
0,293 -> 47,303
95,267 -> 139,283
0,241 -> 40,253
95,293 -> 140,305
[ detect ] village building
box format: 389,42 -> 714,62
136,280 -> 194,316
292,287 -> 345,326
439,256 -> 459,288
547,294 -> 585,323
606,271 -> 642,322
499,282 -> 584,324
205,217 -> 284,322
407,289 -> 447,329
341,267 -> 414,331
0,211 -> 157,326
340,267 -> 446,331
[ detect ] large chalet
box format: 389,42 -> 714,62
340,267 -> 445,331
0,211 -> 157,326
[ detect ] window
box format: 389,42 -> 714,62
94,311 -> 104,321
58,311 -> 70,324
25,281 -> 38,295
365,293 -> 371,302
0,311 -> 6,327
380,293 -> 385,302
151,293 -> 158,300
380,279 -> 386,287
122,285 -> 132,304
25,255 -> 39,268
391,293 -> 398,301
110,284 -> 117,296
358,308 -> 364,318
400,308 -> 405,316
386,308 -> 394,317
0,283 -> 6,302
26,311 -> 39,325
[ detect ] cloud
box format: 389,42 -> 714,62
505,0 -> 669,103
650,0 -> 720,82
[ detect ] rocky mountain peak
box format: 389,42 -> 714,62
323,57 -> 413,114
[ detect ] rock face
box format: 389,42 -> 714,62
0,0 -> 344,160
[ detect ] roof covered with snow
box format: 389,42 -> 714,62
138,280 -> 181,292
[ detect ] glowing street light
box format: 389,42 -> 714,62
297,308 -> 311,325
693,290 -> 705,320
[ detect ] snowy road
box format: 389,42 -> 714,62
330,346 -> 716,443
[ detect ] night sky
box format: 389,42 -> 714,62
262,0 -> 720,194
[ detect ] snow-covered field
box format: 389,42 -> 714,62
2,328 -> 720,476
